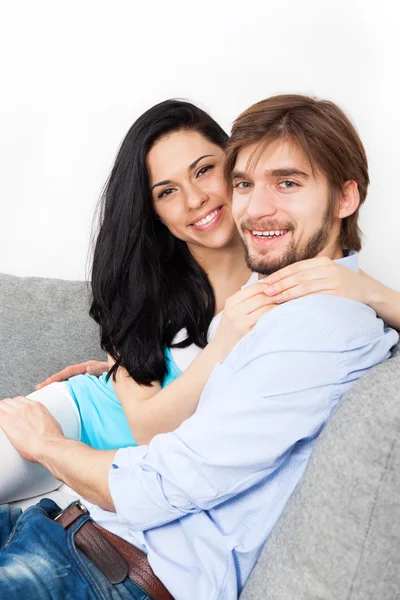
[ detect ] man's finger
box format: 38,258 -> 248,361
0,397 -> 29,413
36,363 -> 94,390
86,362 -> 108,376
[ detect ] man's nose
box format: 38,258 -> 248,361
246,186 -> 277,220
186,184 -> 209,211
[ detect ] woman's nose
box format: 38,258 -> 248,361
186,185 -> 209,211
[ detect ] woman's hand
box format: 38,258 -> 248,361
35,360 -> 109,390
213,281 -> 277,359
262,256 -> 368,304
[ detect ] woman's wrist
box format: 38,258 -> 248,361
360,271 -> 386,312
207,332 -> 234,364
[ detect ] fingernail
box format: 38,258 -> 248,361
265,276 -> 274,284
264,286 -> 276,295
275,294 -> 283,302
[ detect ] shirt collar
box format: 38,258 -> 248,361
334,250 -> 358,273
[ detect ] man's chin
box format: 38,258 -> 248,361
244,247 -> 295,277
246,255 -> 292,277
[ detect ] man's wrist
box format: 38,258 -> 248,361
33,434 -> 69,470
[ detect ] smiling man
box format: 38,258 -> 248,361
0,95 -> 397,600
226,94 -> 368,277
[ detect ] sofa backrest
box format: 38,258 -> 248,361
0,273 -> 104,398
241,344 -> 400,600
1,272 -> 399,599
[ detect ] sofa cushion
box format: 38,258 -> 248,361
241,344 -> 400,600
0,273 -> 105,399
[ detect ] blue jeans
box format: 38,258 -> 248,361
0,499 -> 152,600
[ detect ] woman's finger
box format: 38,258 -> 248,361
264,256 -> 332,285
273,282 -> 334,304
246,303 -> 278,329
225,281 -> 268,308
264,267 -> 332,297
243,292 -> 277,315
225,291 -> 276,322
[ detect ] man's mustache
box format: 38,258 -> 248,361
240,220 -> 295,233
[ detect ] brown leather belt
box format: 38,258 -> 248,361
54,501 -> 174,600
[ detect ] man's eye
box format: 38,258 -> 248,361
234,181 -> 252,189
278,180 -> 297,190
196,165 -> 213,178
158,187 -> 176,199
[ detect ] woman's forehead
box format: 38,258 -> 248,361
147,130 -> 222,181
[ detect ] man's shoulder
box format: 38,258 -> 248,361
254,294 -> 389,350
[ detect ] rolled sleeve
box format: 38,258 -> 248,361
108,296 -> 398,533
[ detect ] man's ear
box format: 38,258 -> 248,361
337,180 -> 360,218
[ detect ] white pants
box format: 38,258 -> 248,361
0,383 -> 82,509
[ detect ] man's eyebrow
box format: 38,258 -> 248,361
151,155 -> 216,192
231,168 -> 309,180
269,168 -> 309,178
231,171 -> 248,180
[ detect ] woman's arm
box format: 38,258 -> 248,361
360,271 -> 400,330
112,282 -> 276,445
262,256 -> 400,330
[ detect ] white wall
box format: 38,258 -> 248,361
0,0 -> 399,288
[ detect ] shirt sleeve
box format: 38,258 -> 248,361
109,295 -> 396,531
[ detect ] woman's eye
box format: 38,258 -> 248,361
196,165 -> 213,178
278,180 -> 297,190
158,187 -> 176,199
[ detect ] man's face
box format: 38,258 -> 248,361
231,139 -> 342,276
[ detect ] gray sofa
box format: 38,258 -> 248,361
1,272 -> 399,600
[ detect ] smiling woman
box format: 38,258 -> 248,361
147,130 -> 236,250
3,96 -> 400,510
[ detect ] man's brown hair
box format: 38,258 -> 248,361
225,94 -> 369,251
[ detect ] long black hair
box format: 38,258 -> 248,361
90,100 -> 229,386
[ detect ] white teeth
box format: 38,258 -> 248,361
193,209 -> 219,227
252,230 -> 287,238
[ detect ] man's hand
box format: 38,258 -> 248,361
0,397 -> 64,462
36,360 -> 109,390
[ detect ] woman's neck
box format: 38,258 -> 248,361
188,233 -> 252,315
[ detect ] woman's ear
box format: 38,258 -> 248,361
338,180 -> 360,218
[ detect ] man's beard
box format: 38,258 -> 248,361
241,215 -> 332,277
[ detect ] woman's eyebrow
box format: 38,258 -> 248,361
151,155 -> 216,191
188,154 -> 215,170
151,179 -> 172,191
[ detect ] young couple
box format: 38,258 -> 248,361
0,94 -> 398,600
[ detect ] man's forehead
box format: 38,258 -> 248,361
233,138 -> 313,176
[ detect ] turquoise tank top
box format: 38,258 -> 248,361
65,347 -> 182,450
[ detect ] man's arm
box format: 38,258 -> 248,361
0,397 -> 116,510
107,296 -> 396,531
0,297 -> 396,523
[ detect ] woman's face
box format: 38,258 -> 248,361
147,130 -> 237,251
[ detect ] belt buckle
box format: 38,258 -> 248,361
54,499 -> 88,522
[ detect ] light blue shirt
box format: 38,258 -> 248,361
89,253 -> 398,600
